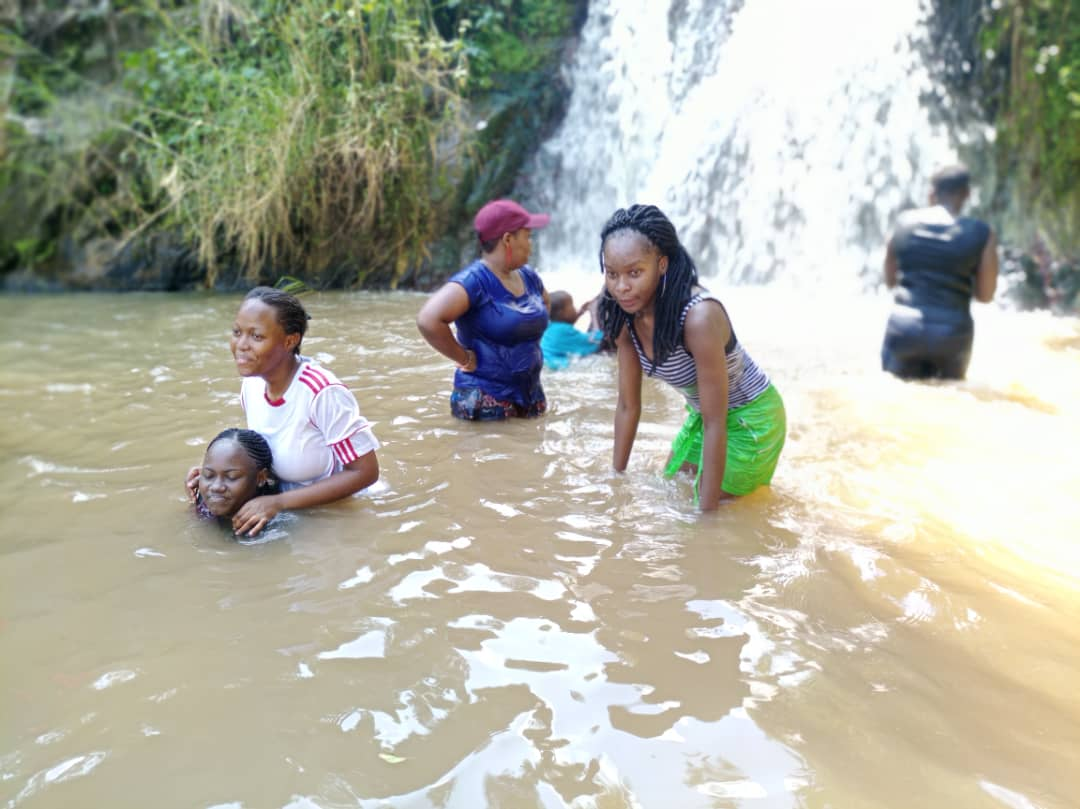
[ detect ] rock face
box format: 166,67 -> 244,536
99,233 -> 205,292
408,66 -> 577,291
5,233 -> 206,293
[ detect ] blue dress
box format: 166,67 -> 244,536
450,260 -> 548,410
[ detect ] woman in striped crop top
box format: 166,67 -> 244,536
598,205 -> 786,510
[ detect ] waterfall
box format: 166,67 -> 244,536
521,0 -> 966,291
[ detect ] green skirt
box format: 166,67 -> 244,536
664,384 -> 786,498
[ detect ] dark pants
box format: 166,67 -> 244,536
881,306 -> 973,381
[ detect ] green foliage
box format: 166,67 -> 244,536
979,0 -> 1080,255
432,0 -> 574,91
274,275 -> 311,295
0,15 -> 153,274
1,0 -> 576,287
120,0 -> 468,286
3,0 -> 471,286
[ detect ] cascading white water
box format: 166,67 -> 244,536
522,0 -> 967,292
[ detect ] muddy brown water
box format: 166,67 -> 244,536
2,290 -> 1078,808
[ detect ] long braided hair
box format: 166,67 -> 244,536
598,204 -> 699,371
206,428 -> 279,495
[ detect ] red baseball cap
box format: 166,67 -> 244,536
473,199 -> 551,242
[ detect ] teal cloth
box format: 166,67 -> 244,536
541,322 -> 603,370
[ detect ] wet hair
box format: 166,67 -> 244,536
548,290 -> 575,323
244,286 -> 309,355
206,428 -> 278,495
598,204 -> 699,370
931,164 -> 971,198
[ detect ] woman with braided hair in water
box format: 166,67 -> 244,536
186,286 -> 380,536
194,428 -> 280,529
597,204 -> 786,510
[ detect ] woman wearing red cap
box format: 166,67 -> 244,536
417,199 -> 552,420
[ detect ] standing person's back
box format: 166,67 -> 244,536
881,165 -> 999,380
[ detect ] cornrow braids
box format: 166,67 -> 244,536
207,428 -> 279,495
598,204 -> 699,371
245,286 -> 309,355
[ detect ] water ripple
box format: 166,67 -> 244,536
12,752 -> 107,806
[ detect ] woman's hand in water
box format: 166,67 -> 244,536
232,494 -> 282,537
185,465 -> 200,503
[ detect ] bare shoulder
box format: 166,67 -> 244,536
683,295 -> 731,351
684,293 -> 729,329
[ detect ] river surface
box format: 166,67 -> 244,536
2,290 -> 1079,809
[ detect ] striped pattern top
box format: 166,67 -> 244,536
240,357 -> 379,488
628,292 -> 771,412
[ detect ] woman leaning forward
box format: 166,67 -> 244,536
599,204 -> 786,510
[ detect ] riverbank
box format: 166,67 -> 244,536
2,0 -> 587,291
3,1 -> 1076,317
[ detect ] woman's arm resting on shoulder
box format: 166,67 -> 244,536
416,283 -> 476,370
684,303 -> 731,511
612,327 -> 642,472
974,228 -> 999,303
231,451 -> 379,537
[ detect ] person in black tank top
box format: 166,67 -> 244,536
881,164 -> 999,380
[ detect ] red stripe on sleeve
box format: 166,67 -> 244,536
305,367 -> 331,388
298,374 -> 321,396
332,437 -> 358,465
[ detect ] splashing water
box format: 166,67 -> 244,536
525,0 -> 962,296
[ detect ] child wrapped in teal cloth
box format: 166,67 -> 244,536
541,290 -> 606,369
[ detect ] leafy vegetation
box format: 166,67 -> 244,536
430,0 -> 574,91
1,0 -> 578,288
981,0 -> 1079,257
927,0 -> 1078,311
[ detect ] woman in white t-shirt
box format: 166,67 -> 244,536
187,287 -> 380,537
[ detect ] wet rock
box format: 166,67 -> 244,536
999,245 -> 1080,314
103,232 -> 204,291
